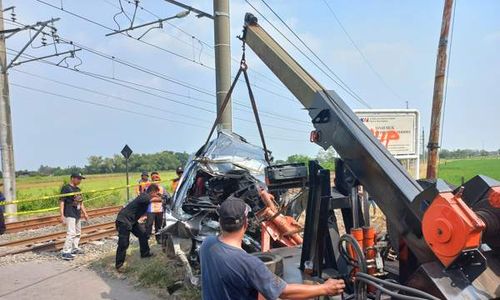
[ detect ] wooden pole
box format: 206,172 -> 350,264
426,0 -> 454,179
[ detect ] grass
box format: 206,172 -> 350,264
438,157 -> 500,186
9,156 -> 500,214
91,244 -> 200,299
13,171 -> 177,214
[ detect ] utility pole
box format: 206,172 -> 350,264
0,0 -> 17,220
213,0 -> 232,130
426,0 -> 453,179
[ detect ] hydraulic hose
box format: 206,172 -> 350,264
356,277 -> 438,300
339,234 -> 368,272
339,234 -> 440,300
339,234 -> 367,300
356,272 -> 440,300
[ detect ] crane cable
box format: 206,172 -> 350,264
199,39 -> 271,165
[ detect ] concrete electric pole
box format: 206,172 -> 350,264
213,0 -> 232,131
426,0 -> 454,179
0,0 -> 17,220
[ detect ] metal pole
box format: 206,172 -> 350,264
213,0 -> 232,131
422,127 -> 425,161
426,0 -> 454,179
125,158 -> 130,201
0,0 -> 17,221
351,186 -> 359,229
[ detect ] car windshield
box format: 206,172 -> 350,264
171,131 -> 268,217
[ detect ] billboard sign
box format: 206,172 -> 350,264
355,109 -> 419,158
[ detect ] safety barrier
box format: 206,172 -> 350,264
0,180 -> 167,216
4,191 -> 117,217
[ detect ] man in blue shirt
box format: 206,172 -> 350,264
200,197 -> 345,300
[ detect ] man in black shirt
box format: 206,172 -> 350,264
59,173 -> 89,260
115,184 -> 161,270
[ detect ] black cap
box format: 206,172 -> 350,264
141,171 -> 149,177
217,197 -> 250,226
70,172 -> 85,179
176,166 -> 184,174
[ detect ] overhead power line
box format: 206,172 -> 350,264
10,82 -> 303,143
105,0 -> 288,93
5,41 -> 308,127
9,60 -> 307,134
4,16 -> 310,126
35,0 -> 295,103
35,0 -> 214,70
6,48 -> 309,134
322,0 -> 405,103
246,0 -> 371,108
11,82 -> 207,129
6,11 -> 313,132
11,68 -> 213,123
4,16 -> 215,96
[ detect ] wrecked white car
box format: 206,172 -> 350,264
158,131 -> 307,285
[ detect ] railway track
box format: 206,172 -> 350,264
5,205 -> 122,233
0,221 -> 117,257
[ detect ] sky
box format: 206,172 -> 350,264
3,0 -> 500,170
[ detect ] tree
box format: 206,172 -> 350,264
316,147 -> 337,170
286,154 -> 312,165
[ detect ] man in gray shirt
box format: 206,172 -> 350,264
200,197 -> 345,300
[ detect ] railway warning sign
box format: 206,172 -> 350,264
355,110 -> 419,157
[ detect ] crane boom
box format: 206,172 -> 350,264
242,13 -> 499,299
243,13 -> 432,263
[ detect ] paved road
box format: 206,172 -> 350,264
0,260 -> 160,300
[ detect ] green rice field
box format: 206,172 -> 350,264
7,157 -> 500,216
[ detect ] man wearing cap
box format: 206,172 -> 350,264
135,171 -> 150,196
115,184 -> 161,271
145,171 -> 170,243
59,173 -> 89,260
200,197 -> 345,300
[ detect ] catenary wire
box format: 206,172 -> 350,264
246,0 -> 371,108
34,0 -> 295,101
35,0 -> 214,70
10,82 -> 304,143
2,17 -> 310,126
5,45 -> 309,128
11,82 -> 208,129
9,59 -> 308,134
322,0 -> 405,102
118,0 -> 288,91
258,0 -> 371,108
6,49 -> 309,134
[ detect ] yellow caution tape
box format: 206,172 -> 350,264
0,180 -> 165,206
4,191 -> 117,216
